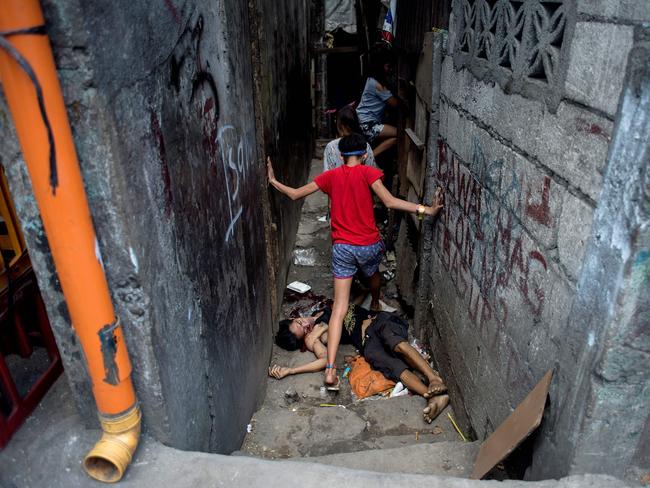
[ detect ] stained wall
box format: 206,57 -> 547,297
0,0 -> 312,452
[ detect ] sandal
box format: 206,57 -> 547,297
325,363 -> 340,391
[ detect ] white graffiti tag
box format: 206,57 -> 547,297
216,125 -> 253,242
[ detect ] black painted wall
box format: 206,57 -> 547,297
0,0 -> 312,452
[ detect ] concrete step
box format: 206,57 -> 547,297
295,441 -> 480,477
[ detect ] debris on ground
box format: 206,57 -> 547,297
283,289 -> 332,318
360,295 -> 397,313
390,382 -> 409,398
293,248 -> 317,266
448,413 -> 468,442
284,388 -> 300,405
286,281 -> 311,293
410,338 -> 432,362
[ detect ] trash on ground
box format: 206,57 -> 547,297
319,386 -> 327,398
361,295 -> 397,313
317,215 -> 328,222
447,412 -> 467,442
386,251 -> 396,263
246,423 -> 253,433
293,248 -> 317,266
342,366 -> 351,378
390,381 -> 409,398
286,281 -> 311,293
432,425 -> 443,435
319,403 -> 346,408
382,269 -> 396,281
284,388 -> 300,405
410,337 -> 431,361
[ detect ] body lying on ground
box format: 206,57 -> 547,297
270,304 -> 450,423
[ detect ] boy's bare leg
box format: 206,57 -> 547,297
372,125 -> 397,158
399,370 -> 449,423
325,277 -> 353,386
393,341 -> 446,396
368,271 -> 381,311
372,137 -> 396,157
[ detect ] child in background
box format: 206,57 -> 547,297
267,134 -> 444,390
356,45 -> 402,158
323,105 -> 377,172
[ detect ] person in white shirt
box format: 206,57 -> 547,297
323,105 -> 377,172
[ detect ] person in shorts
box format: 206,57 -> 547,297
356,44 -> 402,158
267,133 -> 444,390
269,305 -> 450,423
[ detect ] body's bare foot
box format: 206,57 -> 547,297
425,374 -> 447,397
423,394 -> 449,423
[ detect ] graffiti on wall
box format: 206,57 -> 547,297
215,125 -> 254,242
150,13 -> 255,244
433,139 -> 553,359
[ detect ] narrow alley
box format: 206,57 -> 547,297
238,145 -> 473,475
0,1 -> 648,487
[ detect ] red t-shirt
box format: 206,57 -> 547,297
314,164 -> 384,245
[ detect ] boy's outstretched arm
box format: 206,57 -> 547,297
371,179 -> 444,216
267,157 -> 320,201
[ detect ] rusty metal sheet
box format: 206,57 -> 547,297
471,369 -> 554,480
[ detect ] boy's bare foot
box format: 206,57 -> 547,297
325,366 -> 337,386
423,394 -> 449,423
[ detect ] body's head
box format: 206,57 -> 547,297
369,43 -> 395,86
338,133 -> 368,165
275,316 -> 315,351
336,105 -> 361,137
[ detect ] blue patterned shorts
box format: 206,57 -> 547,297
332,240 -> 384,279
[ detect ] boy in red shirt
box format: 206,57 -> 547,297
267,134 -> 443,389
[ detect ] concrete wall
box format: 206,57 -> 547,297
0,0 -> 312,453
414,0 -> 649,480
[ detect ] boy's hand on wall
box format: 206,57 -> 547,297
433,187 -> 444,208
425,187 -> 445,216
267,157 -> 277,183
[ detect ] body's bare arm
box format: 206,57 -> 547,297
269,338 -> 327,380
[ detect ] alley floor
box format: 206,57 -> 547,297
238,147 -> 472,475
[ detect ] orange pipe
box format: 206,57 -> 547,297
0,0 -> 140,482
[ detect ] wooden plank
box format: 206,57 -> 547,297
471,369 -> 554,480
405,128 -> 425,150
312,46 -> 359,54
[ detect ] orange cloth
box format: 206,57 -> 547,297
348,356 -> 395,399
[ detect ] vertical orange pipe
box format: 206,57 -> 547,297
0,0 -> 139,482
